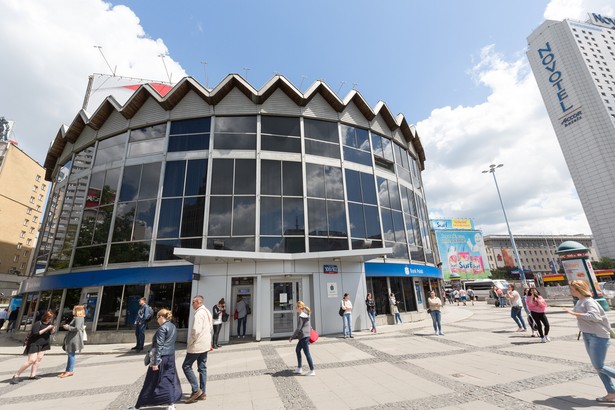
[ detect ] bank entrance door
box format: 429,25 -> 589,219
271,280 -> 303,337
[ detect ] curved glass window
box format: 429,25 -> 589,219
128,124 -> 166,158
341,125 -> 372,166
304,118 -> 340,159
213,116 -> 256,150
261,116 -> 301,153
94,133 -> 127,167
345,169 -> 381,249
169,118 -> 210,152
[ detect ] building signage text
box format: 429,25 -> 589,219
590,13 -> 615,29
537,42 -> 575,114
323,264 -> 338,274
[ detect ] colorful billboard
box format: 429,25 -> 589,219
434,229 -> 490,280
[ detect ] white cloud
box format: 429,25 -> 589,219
418,46 -> 591,236
544,0 -> 614,20
0,0 -> 186,164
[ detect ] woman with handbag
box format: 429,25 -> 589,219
10,311 -> 56,384
427,291 -> 444,336
389,293 -> 402,324
58,305 -> 86,378
565,280 -> 615,403
129,309 -> 182,410
526,287 -> 549,342
289,301 -> 315,376
212,298 -> 225,348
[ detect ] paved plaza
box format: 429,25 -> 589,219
2,301 -> 615,409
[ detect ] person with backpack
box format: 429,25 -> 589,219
132,297 -> 153,352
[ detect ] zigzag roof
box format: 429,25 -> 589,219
45,74 -> 425,181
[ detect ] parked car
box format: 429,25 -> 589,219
599,281 -> 615,298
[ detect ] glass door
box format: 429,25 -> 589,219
272,280 -> 302,337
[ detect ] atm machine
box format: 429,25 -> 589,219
230,278 -> 253,338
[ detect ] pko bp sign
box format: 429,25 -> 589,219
323,264 -> 338,274
590,13 -> 615,29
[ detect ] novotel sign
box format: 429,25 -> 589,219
536,42 -> 574,115
590,13 -> 615,29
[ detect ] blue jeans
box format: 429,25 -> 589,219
583,333 -> 615,394
296,337 -> 314,370
511,306 -> 526,329
367,310 -> 376,330
394,312 -> 402,324
237,316 -> 247,336
498,296 -> 507,307
430,310 -> 442,333
66,351 -> 76,372
342,313 -> 352,337
135,322 -> 146,349
182,352 -> 208,394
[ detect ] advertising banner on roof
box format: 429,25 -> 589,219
434,230 -> 490,280
82,74 -> 174,113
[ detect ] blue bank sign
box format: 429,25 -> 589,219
365,262 -> 442,278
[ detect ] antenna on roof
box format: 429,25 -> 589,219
201,61 -> 208,88
243,67 -> 250,80
159,54 -> 172,83
352,83 -> 358,90
337,81 -> 345,94
93,45 -> 116,76
299,75 -> 306,89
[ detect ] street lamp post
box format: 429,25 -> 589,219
482,164 -> 527,284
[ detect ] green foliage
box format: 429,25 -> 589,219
593,257 -> 615,270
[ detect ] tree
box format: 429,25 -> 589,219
593,257 -> 615,270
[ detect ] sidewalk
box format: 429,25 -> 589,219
1,301 -> 614,409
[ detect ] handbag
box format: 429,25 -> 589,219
144,348 -> 156,366
247,306 -> 252,315
222,312 -> 229,322
309,329 -> 319,344
234,309 -> 238,320
338,307 -> 344,317
427,309 -> 432,314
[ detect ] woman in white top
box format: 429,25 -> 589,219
507,284 -> 527,332
566,280 -> 615,403
427,291 -> 444,336
341,293 -> 353,338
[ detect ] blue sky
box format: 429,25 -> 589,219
1,0 -> 613,240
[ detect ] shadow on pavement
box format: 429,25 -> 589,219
533,395 -> 611,409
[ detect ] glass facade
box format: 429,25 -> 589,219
34,114 -> 434,272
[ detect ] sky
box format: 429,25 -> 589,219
1,0 -> 614,240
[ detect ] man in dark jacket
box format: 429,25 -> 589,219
132,298 -> 152,352
6,307 -> 19,332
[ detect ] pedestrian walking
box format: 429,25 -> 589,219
466,288 -> 475,305
212,298 -> 225,349
341,293 -> 353,338
453,289 -> 460,305
235,296 -> 249,338
527,287 -> 550,342
6,307 -> 19,332
495,287 -> 506,307
507,284 -> 527,332
10,311 -> 56,384
365,293 -> 377,333
182,295 -> 213,404
445,289 -> 453,304
129,309 -> 182,410
132,297 -> 153,352
58,305 -> 86,379
289,301 -> 315,376
0,308 -> 7,330
427,291 -> 444,336
440,289 -> 447,305
565,280 -> 615,403
459,288 -> 467,306
389,293 -> 402,324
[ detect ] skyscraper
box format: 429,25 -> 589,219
527,13 -> 615,258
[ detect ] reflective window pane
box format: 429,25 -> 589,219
170,117 -> 211,135
282,162 -> 302,196
168,134 -> 210,152
327,201 -> 347,237
162,161 -> 185,197
134,200 -> 157,240
348,203 -> 366,238
343,147 -> 372,166
233,196 -> 256,235
304,139 -> 340,159
108,242 -> 150,263
214,116 -> 256,133
181,196 -> 205,237
97,285 -> 122,330
345,169 -> 362,203
158,198 -> 182,238
214,133 -> 256,150
307,199 -> 327,235
261,135 -> 301,153
234,160 -> 256,195
361,172 -> 377,205
208,196 -> 232,236
304,119 -> 338,142
119,165 -> 140,202
365,205 -> 382,240
261,116 -> 300,136
283,197 -> 304,234
185,159 -> 208,196
210,160 -> 234,195
113,202 -> 136,242
377,177 -> 390,208
325,166 -> 343,200
155,239 -> 182,261
306,164 -> 325,198
261,160 -> 281,196
260,197 -> 282,235
139,163 -> 161,200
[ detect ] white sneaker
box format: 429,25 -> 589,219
541,337 -> 547,343
439,331 -> 444,336
166,405 -> 176,410
545,336 -> 551,342
305,370 -> 316,376
435,331 -> 439,336
292,367 -> 302,374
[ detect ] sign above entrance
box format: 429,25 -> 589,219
323,264 -> 339,274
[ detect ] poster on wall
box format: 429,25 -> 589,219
434,229 -> 491,280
